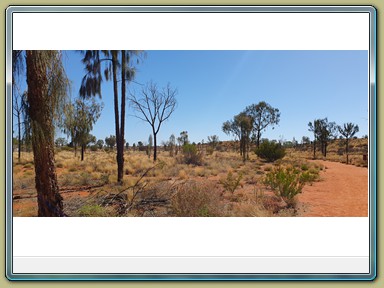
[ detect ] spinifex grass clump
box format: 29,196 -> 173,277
171,181 -> 222,217
263,165 -> 304,207
255,140 -> 285,162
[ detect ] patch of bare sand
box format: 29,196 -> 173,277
297,160 -> 368,217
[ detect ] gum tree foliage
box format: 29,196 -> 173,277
130,82 -> 177,161
245,101 -> 280,148
308,118 -> 338,159
80,50 -> 143,183
61,98 -> 102,160
24,50 -> 70,216
96,139 -> 104,149
55,137 -> 67,147
223,112 -> 253,162
316,118 -> 338,157
338,123 -> 359,164
178,131 -> 189,146
105,135 -> 116,149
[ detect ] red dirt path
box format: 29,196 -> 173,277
297,160 -> 368,217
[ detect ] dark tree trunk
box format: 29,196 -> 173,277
313,140 -> 316,159
81,144 -> 85,161
346,138 -> 349,164
324,142 -> 327,158
119,50 -> 126,174
256,130 -> 261,148
26,51 -> 64,217
153,131 -> 157,161
111,52 -> 123,183
17,111 -> 21,162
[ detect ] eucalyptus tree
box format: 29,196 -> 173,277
245,101 -> 280,148
12,50 -> 26,161
223,112 -> 252,161
316,118 -> 338,157
338,123 -> 359,164
80,50 -> 142,183
12,90 -> 26,161
63,98 -> 102,161
105,135 -> 116,149
24,51 -> 70,216
130,82 -> 178,161
308,119 -> 320,159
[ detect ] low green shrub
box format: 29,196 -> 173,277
255,140 -> 285,162
263,165 -> 304,207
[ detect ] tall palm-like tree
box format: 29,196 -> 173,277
80,50 -> 141,183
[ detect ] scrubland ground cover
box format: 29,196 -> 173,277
12,137 -> 367,217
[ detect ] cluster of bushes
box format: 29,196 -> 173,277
255,140 -> 286,162
262,164 -> 319,208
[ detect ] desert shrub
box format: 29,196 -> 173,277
90,145 -> 98,152
219,171 -> 243,194
171,181 -> 222,217
263,166 -> 304,207
299,171 -> 319,184
181,144 -> 204,166
255,140 -> 285,162
78,172 -> 92,186
206,146 -> 214,155
77,204 -> 109,217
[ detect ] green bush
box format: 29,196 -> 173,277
90,145 -> 98,152
263,166 -> 304,207
182,144 -> 204,165
255,140 -> 285,162
78,204 -> 109,217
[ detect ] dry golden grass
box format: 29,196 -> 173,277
14,138 -> 367,217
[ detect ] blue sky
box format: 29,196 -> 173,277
52,50 -> 368,145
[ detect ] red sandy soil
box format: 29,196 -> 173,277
297,160 -> 368,217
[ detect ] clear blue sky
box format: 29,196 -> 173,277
58,50 -> 368,145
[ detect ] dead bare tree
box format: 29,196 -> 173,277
130,82 -> 177,161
